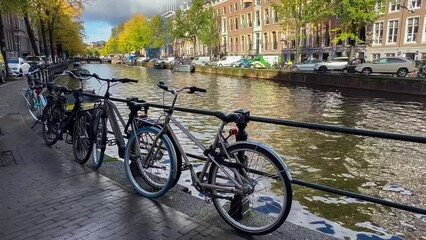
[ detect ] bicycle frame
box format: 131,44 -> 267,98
96,99 -> 129,158
141,110 -> 248,195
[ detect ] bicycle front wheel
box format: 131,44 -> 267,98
72,111 -> 93,164
208,142 -> 292,235
124,126 -> 177,198
41,101 -> 63,146
92,111 -> 107,169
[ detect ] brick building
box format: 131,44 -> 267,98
1,15 -> 33,59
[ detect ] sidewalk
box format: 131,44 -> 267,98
0,80 -> 246,240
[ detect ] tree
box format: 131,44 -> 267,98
332,0 -> 386,59
198,7 -> 219,60
147,16 -> 166,49
273,0 -> 334,62
172,0 -> 208,56
117,14 -> 150,53
101,37 -> 118,55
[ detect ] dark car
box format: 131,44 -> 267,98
342,58 -> 365,74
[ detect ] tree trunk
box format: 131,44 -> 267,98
23,10 -> 39,56
48,25 -> 55,63
0,9 -> 10,80
348,44 -> 355,60
39,17 -> 48,57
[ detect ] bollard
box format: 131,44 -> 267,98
228,109 -> 250,221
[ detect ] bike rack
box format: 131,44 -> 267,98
82,93 -> 426,216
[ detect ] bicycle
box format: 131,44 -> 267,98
41,70 -> 95,164
20,68 -> 47,121
123,81 -> 293,235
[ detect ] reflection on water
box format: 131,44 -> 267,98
81,64 -> 425,239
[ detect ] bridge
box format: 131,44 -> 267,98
73,57 -> 111,64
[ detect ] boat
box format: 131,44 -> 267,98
153,62 -> 167,69
173,64 -> 194,72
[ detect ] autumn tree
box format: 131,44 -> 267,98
118,14 -> 150,53
198,7 -> 219,60
273,0 -> 334,62
147,16 -> 166,49
332,0 -> 386,59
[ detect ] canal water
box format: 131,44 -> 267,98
80,64 -> 425,239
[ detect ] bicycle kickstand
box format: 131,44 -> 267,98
30,118 -> 41,129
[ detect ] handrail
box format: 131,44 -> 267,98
82,92 -> 426,215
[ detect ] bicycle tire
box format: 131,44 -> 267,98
92,111 -> 107,169
72,111 -> 94,164
41,101 -> 63,146
208,142 -> 292,235
124,126 -> 177,198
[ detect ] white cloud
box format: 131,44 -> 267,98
82,0 -> 187,26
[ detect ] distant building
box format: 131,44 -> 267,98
89,41 -> 106,48
1,15 -> 34,59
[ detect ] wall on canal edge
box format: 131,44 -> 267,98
194,66 -> 426,96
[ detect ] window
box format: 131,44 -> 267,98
223,7 -> 226,14
423,17 -> 426,42
264,33 -> 268,50
375,2 -> 384,12
235,37 -> 238,51
217,9 -> 220,16
248,35 -> 252,50
235,18 -> 238,30
388,20 -> 398,43
235,3 -> 238,11
272,9 -> 278,23
230,19 -> 233,31
389,0 -> 400,12
408,0 -> 421,9
255,10 -> 260,26
255,0 -> 261,6
265,9 -> 270,25
373,22 -> 384,44
222,19 -> 227,32
241,15 -> 245,29
372,53 -> 381,60
406,17 -> 419,43
272,32 -> 278,49
385,53 -> 396,57
248,13 -> 252,27
230,5 -> 233,13
242,36 -> 245,51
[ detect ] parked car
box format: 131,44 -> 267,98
231,59 -> 245,68
148,58 -> 158,63
7,57 -> 27,76
355,57 -> 416,77
26,56 -> 45,68
341,58 -> 365,74
291,59 -> 323,72
217,56 -> 242,67
192,56 -> 210,66
205,60 -> 218,66
137,57 -> 147,62
163,57 -> 175,64
314,57 -> 349,72
41,55 -> 53,66
248,55 -> 269,68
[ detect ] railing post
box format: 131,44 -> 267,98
228,109 -> 250,220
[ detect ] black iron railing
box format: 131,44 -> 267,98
82,93 -> 426,215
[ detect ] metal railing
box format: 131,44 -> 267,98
82,92 -> 426,215
31,61 -> 71,84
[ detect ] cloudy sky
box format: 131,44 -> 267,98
82,0 -> 187,43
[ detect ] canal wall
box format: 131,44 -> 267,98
194,66 -> 426,96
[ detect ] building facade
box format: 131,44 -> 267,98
212,0 -> 284,57
367,0 -> 426,60
2,15 -> 33,59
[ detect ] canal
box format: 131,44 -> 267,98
79,63 -> 426,239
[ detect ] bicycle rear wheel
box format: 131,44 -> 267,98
72,111 -> 93,164
124,126 -> 177,198
42,101 -> 63,146
208,142 -> 292,235
92,111 -> 107,169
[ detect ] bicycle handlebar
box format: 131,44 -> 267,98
157,81 -> 207,94
80,72 -> 138,83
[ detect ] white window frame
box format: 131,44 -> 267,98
386,19 -> 399,44
422,16 -> 426,43
264,8 -> 270,25
241,15 -> 245,29
389,0 -> 400,13
408,0 -> 422,9
373,21 -> 384,45
405,16 -> 419,44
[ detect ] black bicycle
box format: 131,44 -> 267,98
41,70 -> 95,163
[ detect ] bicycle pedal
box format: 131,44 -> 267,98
181,164 -> 191,171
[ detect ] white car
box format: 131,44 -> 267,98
314,57 -> 349,72
7,57 -> 27,76
163,57 -> 175,64
354,57 -> 416,77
